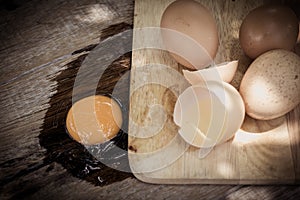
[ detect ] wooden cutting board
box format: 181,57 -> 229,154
128,0 -> 300,184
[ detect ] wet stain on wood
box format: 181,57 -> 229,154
39,46 -> 134,186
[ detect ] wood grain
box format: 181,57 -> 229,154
129,0 -> 300,184
1,0 -> 300,199
0,0 -> 132,85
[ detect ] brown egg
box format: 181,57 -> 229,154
66,95 -> 123,145
240,49 -> 300,120
160,0 -> 218,70
239,4 -> 299,59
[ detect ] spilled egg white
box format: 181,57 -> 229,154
173,80 -> 245,148
182,60 -> 238,84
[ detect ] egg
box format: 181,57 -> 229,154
240,49 -> 300,120
160,0 -> 219,69
66,95 -> 123,145
173,81 -> 245,148
183,60 -> 238,84
239,4 -> 299,59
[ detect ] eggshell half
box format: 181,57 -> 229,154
173,81 -> 245,148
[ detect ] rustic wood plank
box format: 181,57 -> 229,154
0,0 -> 133,85
0,0 -> 134,198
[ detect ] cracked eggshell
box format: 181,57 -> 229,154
183,61 -> 238,84
173,81 -> 245,148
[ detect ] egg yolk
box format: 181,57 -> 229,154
66,95 -> 123,145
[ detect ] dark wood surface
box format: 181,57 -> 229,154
0,0 -> 300,199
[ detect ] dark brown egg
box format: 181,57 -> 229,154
239,4 -> 299,59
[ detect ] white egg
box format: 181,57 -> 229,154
173,80 -> 245,148
182,60 -> 238,84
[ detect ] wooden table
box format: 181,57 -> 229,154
0,0 -> 300,199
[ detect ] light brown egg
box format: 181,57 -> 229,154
160,0 -> 219,70
239,4 -> 299,59
66,95 -> 123,145
240,49 -> 300,120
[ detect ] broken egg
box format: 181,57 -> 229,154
182,61 -> 238,84
66,95 -> 123,145
173,81 -> 245,148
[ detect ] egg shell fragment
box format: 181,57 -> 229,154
240,49 -> 300,120
183,60 -> 238,84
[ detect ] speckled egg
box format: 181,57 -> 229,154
240,49 -> 300,120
